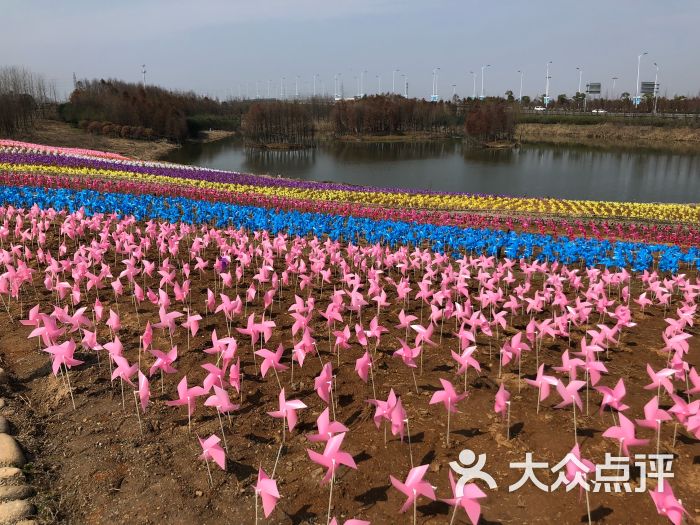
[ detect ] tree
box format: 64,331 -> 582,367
505,90 -> 515,102
520,95 -> 531,105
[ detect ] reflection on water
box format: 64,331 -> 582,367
164,137 -> 700,203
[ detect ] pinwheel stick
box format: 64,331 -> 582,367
446,407 -> 451,447
449,504 -> 458,525
62,363 -> 76,410
133,390 -> 143,436
205,457 -> 213,487
253,486 -> 259,522
327,468 -> 335,525
413,493 -> 418,525
405,417 -> 414,468
506,401 -> 511,440
584,489 -> 592,525
573,402 -> 578,445
672,422 -> 678,448
217,411 -> 229,454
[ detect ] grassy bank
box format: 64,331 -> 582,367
516,122 -> 700,151
11,120 -> 234,161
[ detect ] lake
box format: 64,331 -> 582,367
163,138 -> 700,203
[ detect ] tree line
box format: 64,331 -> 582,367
59,79 -> 252,142
242,101 -> 316,147
0,66 -> 57,136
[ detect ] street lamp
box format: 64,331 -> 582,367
544,61 -> 552,106
452,84 -> 457,98
480,64 -> 491,99
432,67 -> 440,100
517,70 -> 524,102
653,62 -> 659,114
635,52 -> 648,106
611,77 -> 618,99
402,74 -> 408,97
377,74 -> 382,94
360,70 -> 367,96
392,69 -> 400,94
469,71 -> 476,99
576,67 -> 583,94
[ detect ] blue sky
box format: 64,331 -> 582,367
3,0 -> 698,100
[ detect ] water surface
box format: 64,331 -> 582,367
164,139 -> 700,203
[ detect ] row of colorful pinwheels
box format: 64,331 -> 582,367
0,183 -> 696,273
7,205 -> 696,524
1,142 -> 699,223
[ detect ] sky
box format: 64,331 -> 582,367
3,0 -> 698,101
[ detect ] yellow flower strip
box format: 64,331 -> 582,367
2,163 -> 699,224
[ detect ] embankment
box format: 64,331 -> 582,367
516,122 -> 700,151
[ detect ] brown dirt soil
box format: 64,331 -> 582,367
0,229 -> 698,525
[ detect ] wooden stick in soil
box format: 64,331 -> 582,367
133,390 -> 143,435
506,401 -> 511,440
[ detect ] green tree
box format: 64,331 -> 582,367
505,90 -> 514,102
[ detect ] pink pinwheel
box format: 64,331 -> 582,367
148,346 -> 178,376
430,378 -> 468,445
524,364 -> 558,412
254,467 -> 279,518
441,470 -> 486,525
19,304 -> 41,329
451,346 -> 481,377
602,412 -> 650,457
153,306 -> 183,335
553,350 -> 585,380
228,358 -> 241,393
44,340 -> 83,375
368,389 -> 398,428
205,385 -> 239,414
393,339 -> 421,368
268,388 -> 307,435
644,365 -> 676,395
686,367 -> 700,395
80,329 -> 103,352
595,378 -> 630,414
494,382 -> 510,418
390,464 -> 436,517
201,362 -> 227,392
668,394 -> 700,425
199,434 -> 226,475
142,321 -> 153,350
106,309 -> 121,333
111,354 -> 138,387
181,312 -> 203,337
636,396 -> 672,452
397,309 -> 417,332
315,362 -> 334,404
137,371 -> 150,412
555,379 -> 586,411
307,407 -> 349,443
166,376 -> 206,428
649,481 -> 689,525
355,351 -> 373,383
306,432 -> 357,484
255,344 -> 288,382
